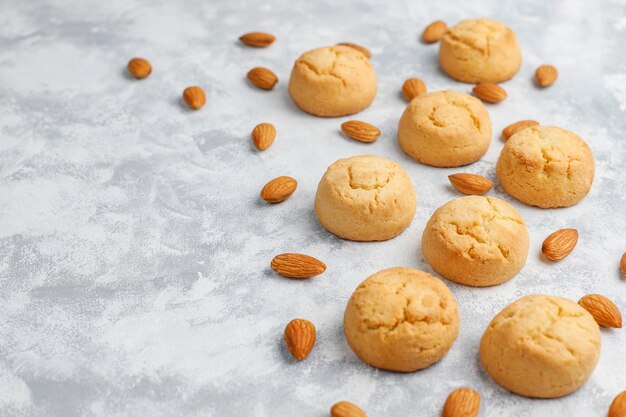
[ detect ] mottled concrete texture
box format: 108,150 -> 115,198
1,1 -> 625,416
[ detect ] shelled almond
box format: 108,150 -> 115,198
473,83 -> 507,103
442,387 -> 480,417
502,120 -> 539,140
535,65 -> 558,87
239,32 -> 276,48
542,229 -> 578,261
402,77 -> 427,101
331,401 -> 367,417
271,253 -> 326,278
448,173 -> 492,195
284,318 -> 316,360
127,57 -> 152,79
260,176 -> 297,203
247,67 -> 278,90
341,120 -> 381,143
422,20 -> 447,43
182,86 -> 206,110
252,123 -> 276,150
338,42 -> 371,58
578,294 -> 622,328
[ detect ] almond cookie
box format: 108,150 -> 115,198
288,45 -> 377,117
496,125 -> 595,208
315,155 -> 416,241
439,19 -> 522,83
398,91 -> 492,167
422,196 -> 529,287
480,295 -> 601,398
344,267 -> 459,372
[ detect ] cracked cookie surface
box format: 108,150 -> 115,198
288,45 -> 376,117
439,18 -> 522,83
480,294 -> 601,398
422,195 -> 529,286
496,125 -> 595,208
315,155 -> 416,241
344,267 -> 459,372
398,91 -> 492,167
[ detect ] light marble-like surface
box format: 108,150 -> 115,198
1,1 -> 625,416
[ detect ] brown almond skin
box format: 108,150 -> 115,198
271,253 -> 326,279
620,252 -> 626,276
502,120 -> 539,140
247,67 -> 278,90
402,78 -> 427,101
542,228 -> 578,261
422,20 -> 447,43
535,65 -> 558,87
337,43 -> 371,58
182,86 -> 206,110
127,57 -> 152,79
331,401 -> 367,417
284,318 -> 316,360
252,123 -> 276,150
442,387 -> 480,417
340,120 -> 381,143
448,173 -> 493,195
239,32 -> 276,48
578,294 -> 622,328
609,390 -> 626,417
260,176 -> 296,203
473,83 -> 507,103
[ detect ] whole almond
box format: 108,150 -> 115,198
609,390 -> 626,417
182,86 -> 206,110
535,65 -> 558,87
284,318 -> 316,360
338,43 -> 371,58
473,83 -> 507,103
502,120 -> 539,140
578,294 -> 622,328
247,67 -> 278,90
260,176 -> 297,203
542,228 -> 578,261
620,252 -> 626,276
331,401 -> 367,417
252,123 -> 276,150
448,173 -> 493,195
442,387 -> 480,417
341,120 -> 381,143
271,253 -> 326,279
402,77 -> 427,101
422,20 -> 447,43
127,57 -> 152,79
239,32 -> 276,48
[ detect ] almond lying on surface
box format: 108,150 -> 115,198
341,120 -> 381,143
271,253 -> 326,279
338,42 -> 371,58
578,294 -> 622,328
448,173 -> 493,195
402,77 -> 427,101
284,318 -> 316,360
542,228 -> 578,261
502,120 -> 539,140
252,123 -> 276,150
443,387 -> 480,417
535,65 -> 558,87
247,67 -> 278,90
620,252 -> 626,276
239,32 -> 276,48
182,86 -> 206,110
331,401 -> 367,417
260,176 -> 297,203
422,20 -> 447,43
473,83 -> 507,103
609,390 -> 626,417
127,57 -> 152,79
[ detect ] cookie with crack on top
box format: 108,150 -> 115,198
439,18 -> 522,83
480,294 -> 601,398
315,155 -> 416,241
422,195 -> 529,286
398,91 -> 492,167
288,45 -> 377,117
344,267 -> 459,372
496,125 -> 595,208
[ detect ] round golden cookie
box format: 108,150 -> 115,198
422,196 -> 529,287
480,294 -> 601,398
344,267 -> 459,372
397,91 -> 492,167
288,45 -> 376,117
315,155 -> 416,241
438,19 -> 522,83
496,125 -> 595,208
